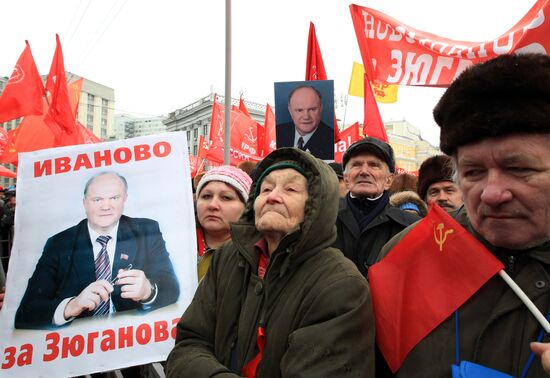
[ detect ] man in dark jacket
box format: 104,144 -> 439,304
378,53 -> 550,377
166,147 -> 374,377
334,137 -> 419,277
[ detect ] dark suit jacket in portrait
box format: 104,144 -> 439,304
276,121 -> 334,160
15,215 -> 179,329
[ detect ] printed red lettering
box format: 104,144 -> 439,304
73,153 -> 93,171
136,324 -> 152,345
34,160 -> 52,178
2,346 -> 16,369
171,318 -> 180,339
114,147 -> 132,164
154,320 -> 169,342
100,329 -> 116,352
153,141 -> 171,157
61,334 -> 85,358
118,326 -> 134,348
94,150 -> 112,167
87,332 -> 99,354
134,144 -> 151,161
43,332 -> 60,362
55,157 -> 72,174
17,344 -> 33,366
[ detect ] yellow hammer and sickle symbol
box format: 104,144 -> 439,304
434,223 -> 454,252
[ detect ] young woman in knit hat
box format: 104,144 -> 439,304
195,166 -> 252,280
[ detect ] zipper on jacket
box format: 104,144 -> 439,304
507,255 -> 516,275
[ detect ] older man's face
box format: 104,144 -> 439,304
254,168 -> 308,237
344,152 -> 393,198
84,173 -> 128,234
288,87 -> 323,136
426,181 -> 463,212
457,133 -> 550,249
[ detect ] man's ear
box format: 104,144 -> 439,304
384,173 -> 394,190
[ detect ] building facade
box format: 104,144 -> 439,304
385,119 -> 439,172
114,114 -> 167,140
163,93 -> 265,156
66,72 -> 115,140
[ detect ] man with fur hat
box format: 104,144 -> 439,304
334,137 -> 420,278
166,148 -> 374,377
417,154 -> 463,213
377,53 -> 550,377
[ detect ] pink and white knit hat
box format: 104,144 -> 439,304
196,166 -> 253,203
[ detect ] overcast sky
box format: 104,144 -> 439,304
0,0 -> 538,146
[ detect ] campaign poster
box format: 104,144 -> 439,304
274,80 -> 335,160
0,132 -> 197,377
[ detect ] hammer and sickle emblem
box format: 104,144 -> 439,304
434,223 -> 454,252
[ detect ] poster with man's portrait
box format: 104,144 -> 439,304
274,80 -> 335,160
0,132 -> 197,377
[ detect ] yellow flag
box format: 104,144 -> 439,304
347,61 -> 398,103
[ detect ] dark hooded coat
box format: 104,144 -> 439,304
166,148 -> 374,377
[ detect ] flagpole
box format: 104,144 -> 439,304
498,270 -> 550,333
342,94 -> 348,129
224,0 -> 232,165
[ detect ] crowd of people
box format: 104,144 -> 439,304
3,53 -> 550,377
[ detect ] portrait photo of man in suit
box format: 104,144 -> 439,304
275,82 -> 334,160
15,171 -> 179,329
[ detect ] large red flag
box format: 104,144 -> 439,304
206,97 -> 262,166
198,135 -> 209,159
334,122 -> 360,163
0,41 -> 45,123
305,22 -> 341,143
369,205 -> 504,373
44,34 -> 77,137
362,73 -> 388,142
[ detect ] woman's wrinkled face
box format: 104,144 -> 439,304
197,181 -> 246,235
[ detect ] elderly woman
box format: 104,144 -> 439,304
195,166 -> 252,280
167,148 -> 373,377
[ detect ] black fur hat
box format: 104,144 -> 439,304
434,53 -> 550,155
417,155 -> 454,201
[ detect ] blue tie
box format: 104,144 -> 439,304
94,235 -> 112,316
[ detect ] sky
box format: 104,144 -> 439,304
0,0 -> 538,146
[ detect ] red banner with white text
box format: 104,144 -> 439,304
350,0 -> 550,86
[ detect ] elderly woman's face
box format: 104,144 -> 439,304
254,168 -> 308,237
197,181 -> 246,235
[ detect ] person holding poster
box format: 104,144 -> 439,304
14,171 -> 179,329
276,83 -> 334,160
166,147 -> 373,377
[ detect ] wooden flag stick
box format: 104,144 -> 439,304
499,270 -> 550,333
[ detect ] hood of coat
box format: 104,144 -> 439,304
233,148 -> 339,266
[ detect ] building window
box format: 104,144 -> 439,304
193,145 -> 197,155
87,114 -> 94,124
203,125 -> 208,136
186,130 -> 190,140
193,128 -> 198,138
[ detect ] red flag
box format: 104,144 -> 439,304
0,41 -> 45,123
206,97 -> 261,166
239,96 -> 251,118
260,103 -> 276,157
198,135 -> 209,159
77,122 -> 101,144
0,165 -> 16,178
306,22 -> 327,81
68,78 -> 84,118
305,22 -> 340,143
369,205 -> 504,373
0,128 -> 9,157
334,122 -> 360,163
362,74 -> 388,141
44,34 -> 77,137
